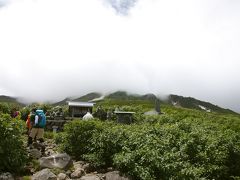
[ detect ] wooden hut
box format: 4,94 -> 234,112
114,111 -> 135,124
68,101 -> 95,118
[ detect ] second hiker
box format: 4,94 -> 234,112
28,108 -> 46,151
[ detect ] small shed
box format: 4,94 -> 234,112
114,111 -> 135,124
68,101 -> 95,118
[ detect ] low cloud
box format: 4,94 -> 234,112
105,0 -> 138,15
0,0 -> 8,8
0,0 -> 239,112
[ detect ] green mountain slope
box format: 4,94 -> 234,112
168,94 -> 237,114
2,91 -> 237,114
0,95 -> 18,103
0,95 -> 25,106
73,92 -> 102,102
52,98 -> 72,106
52,93 -> 102,106
106,91 -> 158,101
104,91 -> 238,114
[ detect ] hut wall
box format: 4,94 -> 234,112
69,106 -> 93,117
117,114 -> 133,124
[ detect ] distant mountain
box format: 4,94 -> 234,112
168,94 -> 237,114
139,93 -> 158,101
73,92 -> 102,102
106,91 -> 136,100
106,91 -> 158,101
105,91 -> 237,114
1,91 -> 237,114
0,95 -> 17,103
0,95 -> 24,106
52,93 -> 102,106
52,97 -> 72,106
52,91 -> 156,107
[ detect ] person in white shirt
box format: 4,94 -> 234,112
83,112 -> 93,120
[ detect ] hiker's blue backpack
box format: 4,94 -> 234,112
36,110 -> 46,128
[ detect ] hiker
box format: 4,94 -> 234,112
11,109 -> 21,118
26,113 -> 31,135
28,108 -> 46,150
83,112 -> 93,120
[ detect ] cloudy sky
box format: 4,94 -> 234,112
0,0 -> 239,112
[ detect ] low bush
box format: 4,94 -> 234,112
57,110 -> 240,179
83,124 -> 128,167
114,122 -> 240,179
44,131 -> 56,139
0,114 -> 27,173
0,103 -> 10,114
56,119 -> 105,159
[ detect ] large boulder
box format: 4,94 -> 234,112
32,168 -> 57,180
105,171 -> 131,180
39,153 -> 72,169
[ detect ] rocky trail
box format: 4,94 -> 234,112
0,138 -> 131,180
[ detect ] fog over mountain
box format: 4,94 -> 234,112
0,0 -> 239,112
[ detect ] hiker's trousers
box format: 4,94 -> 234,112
29,128 -> 44,140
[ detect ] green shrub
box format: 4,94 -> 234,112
44,131 -> 55,139
0,114 -> 27,173
84,124 -> 128,167
57,108 -> 240,179
0,103 -> 10,114
55,132 -> 65,145
22,176 -> 31,180
113,122 -> 240,179
56,119 -> 105,159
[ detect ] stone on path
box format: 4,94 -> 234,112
105,171 -> 131,180
73,161 -> 93,173
57,173 -> 68,180
73,161 -> 86,169
30,148 -> 42,159
80,174 -> 101,180
0,172 -> 14,180
39,153 -> 72,169
71,168 -> 85,179
32,168 -> 57,180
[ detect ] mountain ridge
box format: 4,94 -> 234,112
0,95 -> 25,106
0,92 -> 238,114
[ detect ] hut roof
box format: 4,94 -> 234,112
68,101 -> 95,107
114,111 -> 135,114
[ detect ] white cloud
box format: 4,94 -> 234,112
0,0 -> 8,7
0,0 -> 239,112
105,0 -> 137,15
